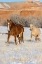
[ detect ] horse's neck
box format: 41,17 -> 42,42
11,22 -> 15,25
10,22 -> 16,30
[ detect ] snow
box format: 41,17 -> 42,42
4,3 -> 10,8
0,26 -> 42,64
0,4 -> 4,8
36,2 -> 40,6
0,26 -> 8,34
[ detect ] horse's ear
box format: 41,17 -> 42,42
7,19 -> 9,21
10,19 -> 11,21
7,19 -> 8,21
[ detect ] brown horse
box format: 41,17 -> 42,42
7,19 -> 24,45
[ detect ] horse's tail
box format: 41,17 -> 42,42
22,32 -> 24,43
22,27 -> 24,43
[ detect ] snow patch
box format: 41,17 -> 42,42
4,3 -> 10,8
0,26 -> 42,64
36,2 -> 40,6
0,26 -> 8,34
0,4 -> 4,8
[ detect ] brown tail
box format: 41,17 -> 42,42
22,32 -> 24,43
22,27 -> 24,42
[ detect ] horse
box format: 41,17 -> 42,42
30,24 -> 40,41
7,19 -> 24,45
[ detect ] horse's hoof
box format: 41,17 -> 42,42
6,43 -> 9,46
15,43 -> 17,45
7,44 -> 9,46
23,41 -> 24,43
16,42 -> 19,45
18,42 -> 19,44
29,39 -> 32,41
38,38 -> 41,41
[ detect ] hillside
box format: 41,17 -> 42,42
0,2 -> 42,25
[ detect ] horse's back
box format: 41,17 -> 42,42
16,24 -> 24,32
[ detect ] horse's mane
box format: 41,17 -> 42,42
10,19 -> 16,30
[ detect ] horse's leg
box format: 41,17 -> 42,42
35,36 -> 38,41
35,37 -> 37,41
30,33 -> 32,41
18,33 -> 22,44
35,35 -> 40,41
36,36 -> 41,41
18,33 -> 23,44
14,36 -> 17,45
18,37 -> 21,43
19,32 -> 24,43
6,33 -> 10,45
17,32 -> 24,44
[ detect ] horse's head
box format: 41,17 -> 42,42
7,19 -> 12,31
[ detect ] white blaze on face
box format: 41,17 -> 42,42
19,34 -> 20,37
8,22 -> 10,31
